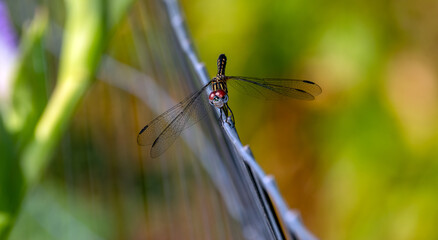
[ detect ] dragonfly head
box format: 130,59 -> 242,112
209,89 -> 228,108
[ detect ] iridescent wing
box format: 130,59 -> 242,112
226,76 -> 322,100
137,82 -> 212,158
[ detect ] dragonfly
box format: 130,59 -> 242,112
137,54 -> 322,157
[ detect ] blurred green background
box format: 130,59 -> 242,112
181,0 -> 438,239
1,0 -> 437,239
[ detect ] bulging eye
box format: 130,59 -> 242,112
215,89 -> 227,98
208,90 -> 228,108
208,92 -> 216,101
208,92 -> 217,106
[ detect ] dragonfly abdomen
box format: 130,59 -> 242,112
217,54 -> 227,76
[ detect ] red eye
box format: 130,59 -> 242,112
215,89 -> 227,98
208,92 -> 216,101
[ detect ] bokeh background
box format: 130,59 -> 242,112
181,0 -> 438,239
1,0 -> 437,239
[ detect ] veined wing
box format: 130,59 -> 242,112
226,76 -> 322,100
137,81 -> 212,157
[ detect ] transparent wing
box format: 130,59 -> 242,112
226,76 -> 322,100
137,82 -> 212,157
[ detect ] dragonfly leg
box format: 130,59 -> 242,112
221,108 -> 229,124
225,103 -> 235,125
218,109 -> 223,122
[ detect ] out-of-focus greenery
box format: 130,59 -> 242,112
0,0 -> 134,238
182,0 -> 438,239
0,0 -> 437,239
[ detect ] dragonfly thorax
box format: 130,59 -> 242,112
209,89 -> 228,108
211,75 -> 228,93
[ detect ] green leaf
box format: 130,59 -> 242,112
0,8 -> 47,239
0,118 -> 24,239
4,8 -> 49,150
